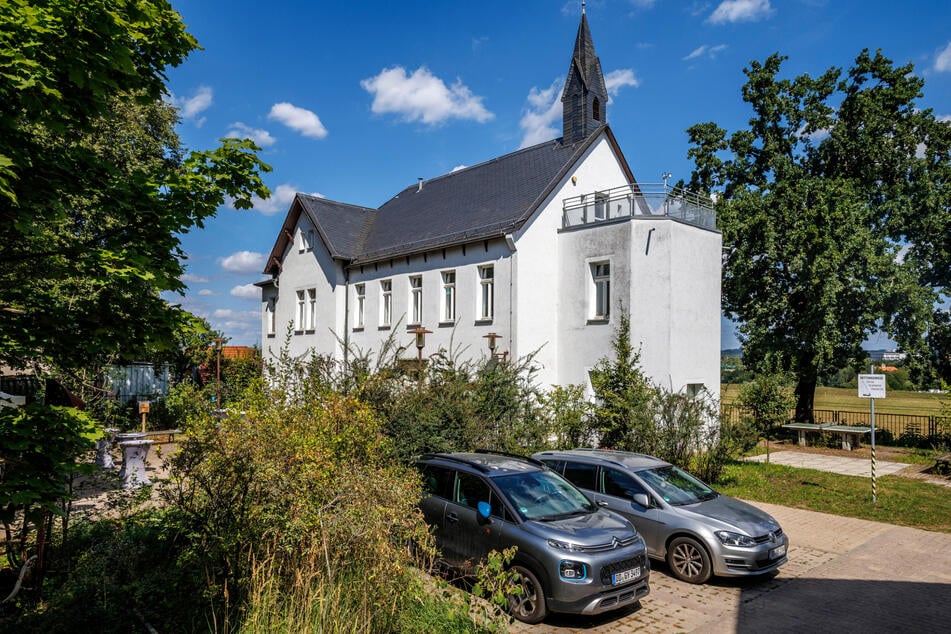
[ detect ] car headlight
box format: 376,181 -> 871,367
559,560 -> 587,580
547,538 -> 584,552
715,530 -> 757,547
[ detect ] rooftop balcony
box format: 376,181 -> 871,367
562,183 -> 717,231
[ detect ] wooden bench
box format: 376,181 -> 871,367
781,423 -> 871,451
143,428 -> 182,444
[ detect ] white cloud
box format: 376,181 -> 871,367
361,66 -> 494,125
231,283 -> 261,300
172,86 -> 213,126
268,102 -> 328,139
708,0 -> 773,24
245,183 -> 309,215
683,44 -> 728,61
226,122 -> 276,147
935,42 -> 951,72
198,289 -> 217,296
604,69 -> 640,97
181,273 -> 209,284
451,164 -> 467,173
519,78 -> 564,148
219,251 -> 265,274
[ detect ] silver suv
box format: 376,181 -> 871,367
416,451 -> 650,623
534,449 -> 788,584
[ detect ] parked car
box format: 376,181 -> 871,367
533,449 -> 788,584
416,451 -> 650,623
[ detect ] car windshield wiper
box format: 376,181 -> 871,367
699,491 -> 718,501
538,509 -> 590,521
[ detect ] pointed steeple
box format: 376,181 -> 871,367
561,10 -> 608,144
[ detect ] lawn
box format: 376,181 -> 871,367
721,384 -> 948,416
715,460 -> 951,533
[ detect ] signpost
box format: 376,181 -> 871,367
857,371 -> 886,503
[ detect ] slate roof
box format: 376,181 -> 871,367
265,126 -> 632,273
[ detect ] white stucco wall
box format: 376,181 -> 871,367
513,135 -> 633,387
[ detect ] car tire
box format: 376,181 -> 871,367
508,564 -> 547,624
666,536 -> 712,584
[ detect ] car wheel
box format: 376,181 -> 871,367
508,565 -> 547,624
666,536 -> 712,584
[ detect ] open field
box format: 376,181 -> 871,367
721,384 -> 948,416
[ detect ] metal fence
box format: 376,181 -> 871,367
721,405 -> 951,447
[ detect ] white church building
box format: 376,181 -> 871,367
258,13 -> 721,401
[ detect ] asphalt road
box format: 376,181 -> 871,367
510,501 -> 951,633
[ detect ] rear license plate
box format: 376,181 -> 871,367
612,567 -> 640,585
770,544 -> 787,559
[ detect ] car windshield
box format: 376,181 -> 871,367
494,470 -> 597,521
638,465 -> 717,506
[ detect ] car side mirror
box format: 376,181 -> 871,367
633,493 -> 651,508
477,501 -> 492,521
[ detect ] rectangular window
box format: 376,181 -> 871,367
355,283 -> 365,328
380,279 -> 392,327
478,265 -> 494,320
265,298 -> 276,336
295,290 -> 306,331
410,275 -> 422,325
307,288 -> 317,330
591,261 -> 610,320
442,270 -> 456,322
594,191 -> 609,221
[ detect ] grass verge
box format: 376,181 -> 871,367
715,460 -> 951,534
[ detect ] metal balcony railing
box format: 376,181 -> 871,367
562,183 -> 717,231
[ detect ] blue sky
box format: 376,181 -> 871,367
164,0 -> 951,349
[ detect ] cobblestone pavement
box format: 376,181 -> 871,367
743,451 -> 909,477
509,501 -> 951,633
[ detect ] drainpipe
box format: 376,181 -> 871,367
505,233 -> 516,361
343,263 -> 350,365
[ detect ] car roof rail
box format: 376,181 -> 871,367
474,448 -> 547,468
554,447 -> 652,468
418,452 -> 491,473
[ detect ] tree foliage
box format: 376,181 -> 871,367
686,51 -> 951,421
0,1 -> 271,375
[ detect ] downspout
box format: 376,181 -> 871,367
343,262 -> 350,365
505,233 -> 516,361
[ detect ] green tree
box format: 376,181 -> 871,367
589,313 -> 655,449
686,51 -> 950,422
736,373 -> 795,462
0,1 -> 271,376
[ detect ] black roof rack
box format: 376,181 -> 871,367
418,452 -> 491,473
474,449 -> 547,468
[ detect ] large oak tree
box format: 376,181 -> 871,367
686,51 -> 951,421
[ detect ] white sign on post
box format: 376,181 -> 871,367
858,374 -> 886,399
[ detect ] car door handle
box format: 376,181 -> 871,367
446,512 -> 459,523
597,501 -> 609,507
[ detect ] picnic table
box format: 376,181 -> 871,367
782,422 -> 872,451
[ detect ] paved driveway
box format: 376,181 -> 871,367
510,501 -> 951,633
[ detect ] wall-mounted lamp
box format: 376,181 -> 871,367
571,176 -> 577,185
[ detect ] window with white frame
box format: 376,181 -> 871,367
478,265 -> 494,320
306,288 -> 317,330
295,290 -> 306,331
354,284 -> 365,328
442,270 -> 456,322
410,275 -> 422,325
590,261 -> 610,320
380,279 -> 392,327
299,227 -> 316,252
265,298 -> 276,336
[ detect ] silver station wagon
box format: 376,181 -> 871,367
534,449 -> 788,584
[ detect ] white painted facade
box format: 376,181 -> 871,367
260,132 -> 721,403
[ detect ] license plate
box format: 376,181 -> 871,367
770,544 -> 787,559
612,567 -> 640,585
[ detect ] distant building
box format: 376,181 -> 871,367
868,350 -> 907,362
258,13 -> 722,400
